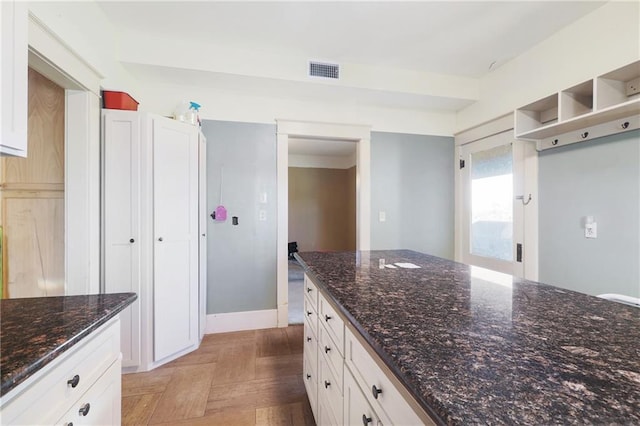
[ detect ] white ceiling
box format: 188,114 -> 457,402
97,1 -> 606,111
289,137 -> 357,157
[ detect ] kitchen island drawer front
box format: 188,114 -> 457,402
55,359 -> 122,426
1,319 -> 120,425
318,355 -> 343,426
304,273 -> 319,308
303,348 -> 319,421
304,295 -> 319,339
318,292 -> 345,357
345,327 -> 428,426
304,320 -> 318,384
344,367 -> 387,426
319,323 -> 344,394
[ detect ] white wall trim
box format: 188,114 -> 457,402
276,119 -> 371,328
205,309 -> 278,334
454,113 -> 513,146
288,153 -> 356,169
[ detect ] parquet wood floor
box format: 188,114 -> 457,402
122,326 -> 315,425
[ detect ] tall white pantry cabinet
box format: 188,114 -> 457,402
101,110 -> 207,372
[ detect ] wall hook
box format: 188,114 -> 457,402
581,131 -> 589,139
621,121 -> 630,129
515,194 -> 532,206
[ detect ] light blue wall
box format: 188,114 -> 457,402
538,130 -> 640,298
370,131 -> 455,259
201,120 -> 277,314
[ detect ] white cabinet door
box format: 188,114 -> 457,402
153,117 -> 199,361
102,110 -> 141,368
198,132 -> 207,340
0,0 -> 28,157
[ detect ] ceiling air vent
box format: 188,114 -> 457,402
309,61 -> 340,79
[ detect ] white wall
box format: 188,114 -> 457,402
131,83 -> 458,136
28,1 -> 138,93
456,1 -> 640,132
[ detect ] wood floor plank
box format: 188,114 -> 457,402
257,328 -> 292,357
255,353 -> 303,379
148,363 -> 217,424
122,367 -> 176,397
256,401 -> 314,426
122,326 -> 308,426
122,393 -> 162,426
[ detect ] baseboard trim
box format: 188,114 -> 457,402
205,309 -> 278,334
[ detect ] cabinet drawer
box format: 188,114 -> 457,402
344,368 -> 385,426
1,319 -> 120,425
319,323 -> 343,394
318,396 -> 340,426
303,348 -> 318,422
304,295 -> 318,339
318,354 -> 343,425
318,292 -> 344,357
345,327 -> 427,426
56,359 -> 122,426
304,274 -> 318,308
304,319 -> 318,378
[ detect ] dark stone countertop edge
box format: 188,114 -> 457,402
0,293 -> 137,396
295,253 -> 446,426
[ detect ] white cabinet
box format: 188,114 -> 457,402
198,132 -> 208,340
0,0 -> 28,157
515,60 -> 640,151
302,273 -> 433,426
102,110 -> 205,372
0,319 -> 121,425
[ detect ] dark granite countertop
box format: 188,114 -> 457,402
296,250 -> 640,425
0,293 -> 137,397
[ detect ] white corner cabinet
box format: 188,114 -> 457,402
0,0 -> 28,157
302,274 -> 433,426
101,110 -> 207,372
1,319 -> 122,426
515,60 -> 640,151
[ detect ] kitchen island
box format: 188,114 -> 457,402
0,292 -> 136,425
296,250 -> 640,425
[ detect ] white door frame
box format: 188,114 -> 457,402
454,114 -> 539,281
27,13 -> 103,295
276,119 -> 371,327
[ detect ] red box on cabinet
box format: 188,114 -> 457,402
102,91 -> 139,111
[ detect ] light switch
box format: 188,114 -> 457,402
379,211 -> 386,222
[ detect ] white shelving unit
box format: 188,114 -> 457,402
515,60 -> 640,151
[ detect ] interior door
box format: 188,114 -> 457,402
102,110 -> 141,367
459,132 -> 526,276
198,132 -> 207,340
153,117 -> 199,361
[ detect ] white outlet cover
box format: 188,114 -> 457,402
379,211 -> 386,222
585,222 -> 597,239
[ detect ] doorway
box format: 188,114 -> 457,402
457,130 -> 538,278
287,138 -> 357,324
276,120 -> 371,327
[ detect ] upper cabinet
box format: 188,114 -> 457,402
515,60 -> 640,151
0,0 -> 28,157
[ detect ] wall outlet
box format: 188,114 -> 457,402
585,222 -> 597,239
259,210 -> 267,221
379,211 -> 386,222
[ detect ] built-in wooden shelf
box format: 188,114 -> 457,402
515,60 -> 640,151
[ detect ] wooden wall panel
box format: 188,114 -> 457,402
288,167 -> 356,252
0,68 -> 65,298
4,198 -> 64,298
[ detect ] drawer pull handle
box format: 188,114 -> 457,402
372,385 -> 382,399
306,374 -> 311,380
324,380 -> 331,389
67,375 -> 80,388
324,315 -> 332,322
79,403 -> 91,416
306,311 -> 313,316
66,423 -> 74,426
306,337 -> 312,342
307,287 -> 313,293
324,346 -> 331,353
362,414 -> 373,425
